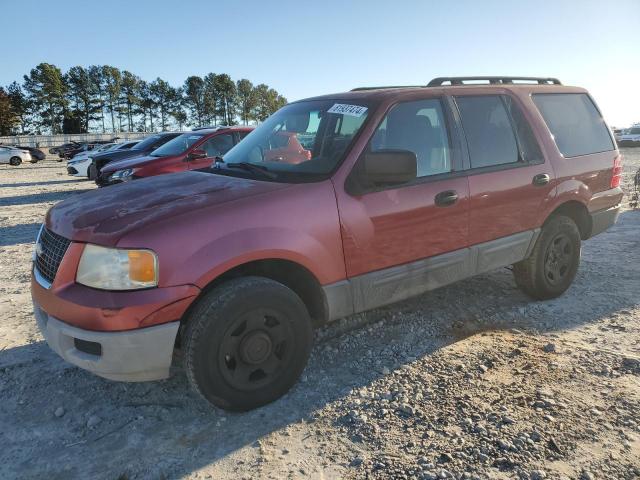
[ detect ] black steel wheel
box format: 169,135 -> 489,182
184,276 -> 313,411
513,215 -> 581,300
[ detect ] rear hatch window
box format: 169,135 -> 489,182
532,93 -> 614,157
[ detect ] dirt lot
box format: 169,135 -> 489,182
0,152 -> 639,480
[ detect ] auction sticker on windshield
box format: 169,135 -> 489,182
327,104 -> 368,117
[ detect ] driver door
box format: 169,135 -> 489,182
336,97 -> 470,310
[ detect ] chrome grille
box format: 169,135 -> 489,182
35,227 -> 71,284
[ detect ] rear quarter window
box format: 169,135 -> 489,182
532,93 -> 614,157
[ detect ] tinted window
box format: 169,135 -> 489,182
150,133 -> 205,157
455,95 -> 518,168
201,134 -> 234,157
532,93 -> 614,157
370,99 -> 451,177
131,134 -> 163,151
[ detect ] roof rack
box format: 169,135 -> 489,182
351,85 -> 423,92
427,76 -> 562,86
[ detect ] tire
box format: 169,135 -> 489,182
513,215 -> 581,300
183,276 -> 313,411
88,164 -> 97,180
9,156 -> 22,166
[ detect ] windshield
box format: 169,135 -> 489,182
220,100 -> 370,179
132,134 -> 163,151
150,133 -> 205,157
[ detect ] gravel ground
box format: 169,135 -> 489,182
0,151 -> 639,480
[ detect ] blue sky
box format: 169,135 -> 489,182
2,0 -> 639,126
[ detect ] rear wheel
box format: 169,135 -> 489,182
513,215 -> 581,300
9,156 -> 22,166
88,164 -> 97,180
184,276 -> 313,411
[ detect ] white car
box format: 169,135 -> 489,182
0,146 -> 32,166
618,125 -> 640,148
67,142 -> 130,178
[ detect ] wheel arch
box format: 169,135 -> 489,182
545,200 -> 591,240
179,258 -> 328,340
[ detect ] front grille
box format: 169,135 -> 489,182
35,227 -> 71,284
67,166 -> 78,174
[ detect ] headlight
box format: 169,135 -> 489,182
110,168 -> 134,181
76,244 -> 158,290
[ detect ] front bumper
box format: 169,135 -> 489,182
67,166 -> 78,175
34,302 -> 179,381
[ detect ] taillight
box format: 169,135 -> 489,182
611,155 -> 623,188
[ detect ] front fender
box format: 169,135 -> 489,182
166,226 -> 342,288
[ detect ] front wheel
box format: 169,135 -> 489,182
183,276 -> 313,411
9,156 -> 22,166
513,215 -> 581,300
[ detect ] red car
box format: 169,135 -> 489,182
97,126 -> 253,186
32,76 -> 622,411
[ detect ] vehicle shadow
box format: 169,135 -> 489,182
0,222 -> 41,246
0,179 -> 88,188
0,189 -> 92,207
1,211 -> 638,479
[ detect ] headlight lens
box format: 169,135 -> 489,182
76,244 -> 158,290
110,168 -> 134,180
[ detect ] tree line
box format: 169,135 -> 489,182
0,63 -> 288,136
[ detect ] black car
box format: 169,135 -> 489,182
89,132 -> 181,180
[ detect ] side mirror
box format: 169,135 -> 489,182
188,149 -> 208,160
362,149 -> 417,186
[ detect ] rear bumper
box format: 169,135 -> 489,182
589,204 -> 621,238
34,302 -> 179,381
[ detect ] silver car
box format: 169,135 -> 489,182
0,146 -> 32,166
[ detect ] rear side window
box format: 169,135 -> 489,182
455,96 -> 519,168
532,93 -> 614,157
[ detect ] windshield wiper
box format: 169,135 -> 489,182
225,162 -> 277,179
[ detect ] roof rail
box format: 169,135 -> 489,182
427,76 -> 562,86
350,85 -> 423,91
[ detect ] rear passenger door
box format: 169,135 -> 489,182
454,94 -> 554,260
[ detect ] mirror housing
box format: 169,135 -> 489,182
362,149 -> 417,186
187,149 -> 208,160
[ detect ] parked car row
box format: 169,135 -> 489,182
66,141 -> 139,178
49,139 -> 123,161
32,76 -> 624,411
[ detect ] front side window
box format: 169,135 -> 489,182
369,99 -> 451,177
201,134 -> 234,157
455,95 -> 519,168
150,133 -> 205,157
220,100 -> 370,179
532,93 -> 614,157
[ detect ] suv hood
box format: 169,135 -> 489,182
101,154 -> 169,173
46,171 -> 290,245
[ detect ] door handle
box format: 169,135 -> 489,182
532,173 -> 550,186
435,190 -> 458,207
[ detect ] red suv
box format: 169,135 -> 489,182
97,126 -> 253,186
31,77 -> 623,411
